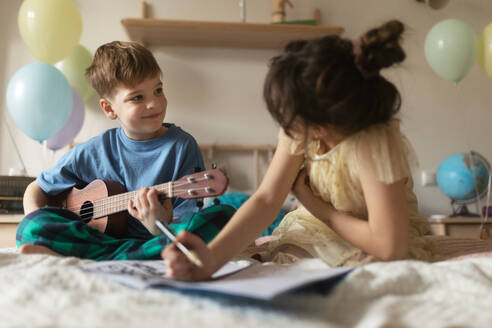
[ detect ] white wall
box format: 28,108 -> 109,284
1,0 -> 492,216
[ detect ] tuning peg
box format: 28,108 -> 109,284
213,198 -> 221,205
211,162 -> 217,169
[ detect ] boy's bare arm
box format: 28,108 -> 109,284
23,181 -> 50,215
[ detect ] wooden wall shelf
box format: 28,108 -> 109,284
121,18 -> 344,49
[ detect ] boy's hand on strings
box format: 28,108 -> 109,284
162,231 -> 215,281
128,187 -> 173,236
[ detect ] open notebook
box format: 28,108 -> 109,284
81,259 -> 353,300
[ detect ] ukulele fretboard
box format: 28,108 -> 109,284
91,182 -> 172,219
85,171 -> 219,219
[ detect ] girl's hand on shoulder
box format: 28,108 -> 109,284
291,168 -> 315,205
162,231 -> 215,281
128,187 -> 173,236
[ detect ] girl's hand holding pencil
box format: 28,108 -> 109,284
160,225 -> 215,281
155,220 -> 203,267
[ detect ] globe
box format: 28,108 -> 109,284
436,151 -> 491,216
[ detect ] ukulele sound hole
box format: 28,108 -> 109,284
80,201 -> 94,221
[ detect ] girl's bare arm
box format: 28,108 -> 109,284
163,131 -> 304,280
208,131 -> 304,268
293,159 -> 409,261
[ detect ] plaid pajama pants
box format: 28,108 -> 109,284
16,205 -> 235,261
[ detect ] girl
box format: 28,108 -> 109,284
162,20 -> 436,280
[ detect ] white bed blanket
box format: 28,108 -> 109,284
1,250 -> 492,328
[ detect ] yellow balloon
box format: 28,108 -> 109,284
478,23 -> 492,78
18,0 -> 82,64
55,45 -> 94,102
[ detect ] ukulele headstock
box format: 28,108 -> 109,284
173,168 -> 228,199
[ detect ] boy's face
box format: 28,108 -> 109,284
100,75 -> 168,140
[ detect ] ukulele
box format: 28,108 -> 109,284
62,169 -> 228,236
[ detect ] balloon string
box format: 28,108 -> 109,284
480,174 -> 492,230
2,117 -> 27,174
41,141 -> 56,171
459,84 -> 490,234
469,152 -> 483,216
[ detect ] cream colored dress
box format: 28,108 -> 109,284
267,120 -> 437,266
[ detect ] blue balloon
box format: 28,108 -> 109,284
6,62 -> 72,142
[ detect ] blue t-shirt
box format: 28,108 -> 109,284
37,123 -> 205,239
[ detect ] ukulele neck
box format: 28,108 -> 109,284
95,182 -> 172,218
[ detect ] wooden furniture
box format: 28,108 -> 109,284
121,2 -> 343,49
200,144 -> 275,190
0,214 -> 22,248
428,216 -> 492,238
121,18 -> 343,49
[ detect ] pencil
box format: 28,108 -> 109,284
155,220 -> 204,268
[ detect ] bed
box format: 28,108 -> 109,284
3,144 -> 492,327
1,247 -> 492,327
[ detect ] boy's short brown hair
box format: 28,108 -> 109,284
86,41 -> 161,98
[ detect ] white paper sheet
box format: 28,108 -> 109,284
81,260 -> 352,300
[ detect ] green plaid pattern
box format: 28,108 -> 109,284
16,205 -> 235,261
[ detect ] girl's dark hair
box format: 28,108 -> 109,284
264,20 -> 406,137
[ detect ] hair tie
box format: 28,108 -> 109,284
352,38 -> 379,79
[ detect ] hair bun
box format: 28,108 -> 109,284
355,20 -> 406,78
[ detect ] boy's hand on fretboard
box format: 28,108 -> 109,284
128,187 -> 173,236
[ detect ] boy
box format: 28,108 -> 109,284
18,41 -> 234,260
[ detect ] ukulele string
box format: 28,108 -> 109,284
72,187 -> 214,221
68,188 -> 205,214
76,192 -> 202,222
65,175 -> 214,213
65,186 -> 210,213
